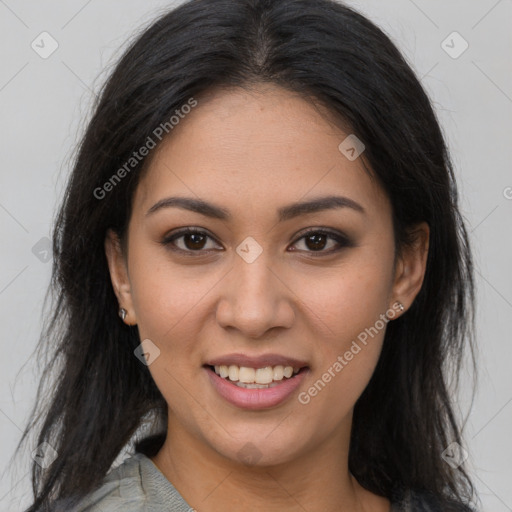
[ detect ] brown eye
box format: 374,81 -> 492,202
161,228 -> 222,253
290,229 -> 352,255
182,232 -> 207,250
304,233 -> 328,251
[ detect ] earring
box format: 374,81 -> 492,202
118,307 -> 127,321
396,301 -> 405,312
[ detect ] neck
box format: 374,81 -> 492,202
150,414 -> 390,512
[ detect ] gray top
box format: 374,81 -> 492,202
57,452 -> 192,512
53,452 -> 465,511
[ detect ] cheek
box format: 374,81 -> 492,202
127,255 -> 211,407
127,242 -> 214,341
291,254 -> 394,403
295,257 -> 393,344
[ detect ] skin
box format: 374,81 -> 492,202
105,83 -> 429,512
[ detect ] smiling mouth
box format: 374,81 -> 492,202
205,364 -> 308,389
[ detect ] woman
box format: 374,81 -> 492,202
17,0 -> 478,510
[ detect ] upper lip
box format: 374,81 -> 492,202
205,353 -> 309,369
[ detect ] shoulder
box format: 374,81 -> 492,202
401,488 -> 476,512
51,452 -> 191,512
51,453 -> 147,512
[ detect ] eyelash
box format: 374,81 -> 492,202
160,227 -> 352,257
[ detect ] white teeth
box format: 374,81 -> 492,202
235,381 -> 280,389
212,364 -> 302,384
273,366 -> 284,380
228,365 -> 239,382
239,367 -> 255,383
255,367 -> 273,384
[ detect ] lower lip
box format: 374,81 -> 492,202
205,366 -> 309,410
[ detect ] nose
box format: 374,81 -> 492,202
215,251 -> 295,338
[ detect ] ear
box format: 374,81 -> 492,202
105,229 -> 137,326
390,221 -> 430,313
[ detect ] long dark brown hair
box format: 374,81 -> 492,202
14,0 -> 478,510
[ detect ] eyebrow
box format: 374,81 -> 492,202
145,195 -> 365,221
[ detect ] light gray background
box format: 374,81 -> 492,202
0,1 -> 510,511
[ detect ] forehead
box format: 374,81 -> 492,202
133,84 -> 390,222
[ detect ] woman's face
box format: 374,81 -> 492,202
106,84 -> 428,467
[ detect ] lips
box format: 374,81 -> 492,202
205,353 -> 309,370
203,352 -> 310,410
